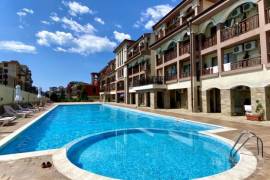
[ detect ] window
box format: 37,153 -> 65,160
224,53 -> 236,63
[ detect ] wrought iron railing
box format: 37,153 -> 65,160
223,57 -> 261,71
202,35 -> 217,50
221,15 -> 259,41
132,76 -> 164,87
164,50 -> 177,63
179,43 -> 190,56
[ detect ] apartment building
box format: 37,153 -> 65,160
0,60 -> 34,91
114,40 -> 135,103
99,59 -> 117,102
99,0 -> 270,120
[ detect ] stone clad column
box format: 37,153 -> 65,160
187,88 -> 192,111
201,90 -> 208,113
221,89 -> 232,116
164,90 -> 170,109
150,91 -> 157,109
135,93 -> 139,107
251,87 -> 267,120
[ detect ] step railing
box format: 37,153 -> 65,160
229,130 -> 263,166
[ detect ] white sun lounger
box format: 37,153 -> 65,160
3,105 -> 31,118
0,116 -> 16,126
18,104 -> 37,113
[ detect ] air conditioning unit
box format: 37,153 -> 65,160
243,3 -> 254,12
231,8 -> 242,18
244,41 -> 256,51
233,45 -> 243,54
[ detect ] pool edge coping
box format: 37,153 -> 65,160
52,128 -> 257,180
0,102 -> 258,179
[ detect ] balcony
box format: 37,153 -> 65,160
202,66 -> 219,76
128,48 -> 140,60
132,76 -> 164,87
117,85 -> 124,91
110,84 -> 116,91
155,30 -> 165,41
202,35 -> 217,50
266,7 -> 270,24
223,57 -> 261,72
165,20 -> 180,36
179,43 -> 190,56
165,74 -> 177,81
179,71 -> 191,79
221,15 -> 259,42
156,56 -> 163,66
164,50 -> 177,63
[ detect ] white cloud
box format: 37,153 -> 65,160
41,20 -> 50,25
68,34 -> 116,55
115,24 -> 122,29
50,13 -> 60,22
36,30 -> 116,55
22,8 -> 34,14
17,8 -> 34,17
62,17 -> 96,34
36,31 -> 74,46
134,4 -> 173,30
113,31 -> 131,43
94,17 -> 105,25
0,41 -> 36,53
63,1 -> 93,16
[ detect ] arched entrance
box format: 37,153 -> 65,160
207,88 -> 221,113
231,86 -> 251,116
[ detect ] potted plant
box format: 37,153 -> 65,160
246,100 -> 264,121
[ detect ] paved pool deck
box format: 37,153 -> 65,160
0,102 -> 269,180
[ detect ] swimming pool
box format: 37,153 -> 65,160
0,104 -> 218,155
67,128 -> 239,180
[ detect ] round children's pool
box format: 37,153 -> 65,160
67,129 -> 239,180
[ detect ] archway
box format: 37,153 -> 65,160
207,88 -> 221,113
231,86 -> 251,116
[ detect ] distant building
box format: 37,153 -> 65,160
66,73 -> 100,99
0,60 -> 34,92
48,86 -> 66,97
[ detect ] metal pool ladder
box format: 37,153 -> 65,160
229,130 -> 264,166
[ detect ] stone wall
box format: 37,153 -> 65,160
0,85 -> 40,105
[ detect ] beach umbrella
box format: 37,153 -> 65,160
37,87 -> 42,99
14,85 -> 22,102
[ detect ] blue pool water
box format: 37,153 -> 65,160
0,104 -> 217,155
68,129 -> 237,180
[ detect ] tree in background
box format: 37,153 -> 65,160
50,92 -> 59,102
79,87 -> 88,101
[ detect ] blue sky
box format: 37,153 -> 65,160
0,0 -> 178,90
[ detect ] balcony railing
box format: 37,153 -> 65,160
179,43 -> 190,56
222,57 -> 261,72
164,50 -> 177,63
221,14 -> 259,41
133,66 -> 140,74
110,83 -> 116,91
165,20 -> 180,36
179,71 -> 191,79
202,35 -> 217,50
266,7 -> 270,24
165,74 -> 177,81
132,76 -> 164,87
202,66 -> 219,76
155,30 -> 165,41
156,56 -> 163,66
